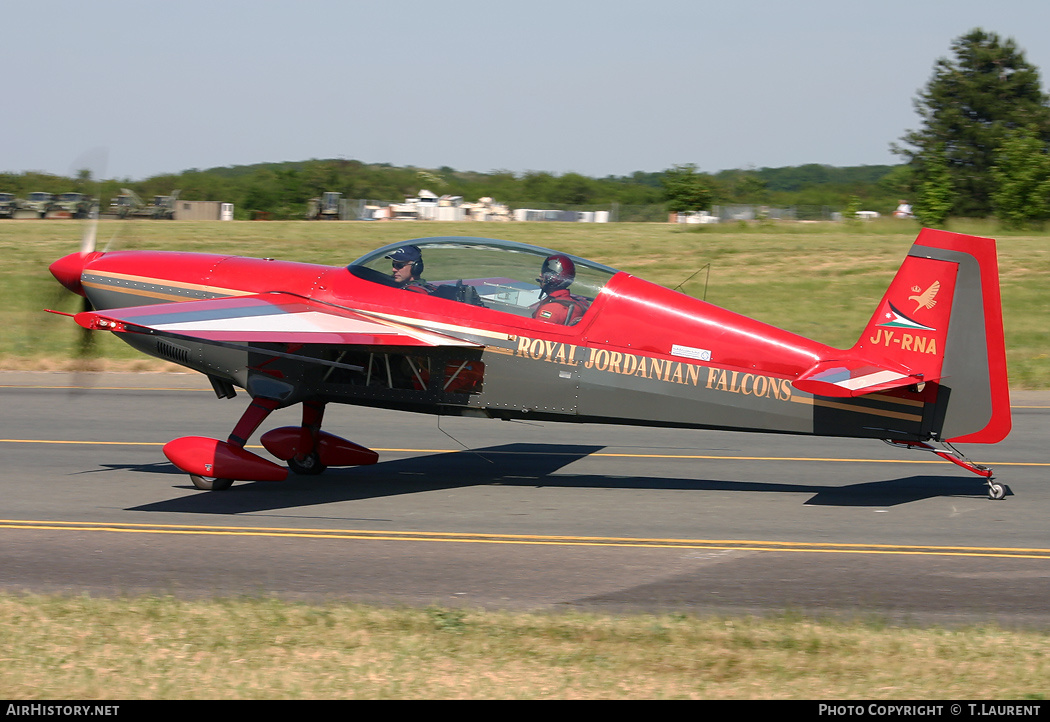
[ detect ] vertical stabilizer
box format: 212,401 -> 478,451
793,229 -> 1009,443
858,229 -> 1010,443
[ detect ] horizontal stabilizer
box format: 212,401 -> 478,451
793,358 -> 926,398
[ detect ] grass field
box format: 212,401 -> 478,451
3,217 -> 1048,385
2,593 -> 1048,700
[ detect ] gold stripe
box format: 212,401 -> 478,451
790,394 -> 923,422
867,392 -> 926,408
82,280 -> 187,303
84,269 -> 251,298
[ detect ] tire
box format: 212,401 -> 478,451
189,474 -> 234,491
288,452 -> 327,476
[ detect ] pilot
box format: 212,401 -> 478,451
386,245 -> 435,294
531,254 -> 590,325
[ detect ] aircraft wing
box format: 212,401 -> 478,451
73,293 -> 483,348
792,358 -> 929,398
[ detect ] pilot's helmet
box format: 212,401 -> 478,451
385,245 -> 424,276
538,254 -> 576,293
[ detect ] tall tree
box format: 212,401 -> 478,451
893,28 -> 1050,217
661,164 -> 714,213
915,143 -> 954,228
991,126 -> 1050,229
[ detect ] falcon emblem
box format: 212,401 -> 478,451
908,281 -> 939,314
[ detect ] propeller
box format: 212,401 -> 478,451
47,149 -> 112,371
79,199 -> 98,257
40,270 -> 97,376
71,198 -> 103,363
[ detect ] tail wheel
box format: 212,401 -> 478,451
189,474 -> 234,491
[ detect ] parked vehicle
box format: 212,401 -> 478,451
0,193 -> 16,218
48,192 -> 94,219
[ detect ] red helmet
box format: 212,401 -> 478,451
538,254 -> 576,293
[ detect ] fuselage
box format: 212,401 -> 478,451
51,246 -> 935,441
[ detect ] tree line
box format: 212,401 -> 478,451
0,160 -> 905,222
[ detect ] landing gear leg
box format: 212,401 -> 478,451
288,401 -> 328,476
164,397 -> 288,491
228,397 -> 282,451
885,439 -> 1005,500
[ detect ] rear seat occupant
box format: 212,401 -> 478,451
531,254 -> 589,325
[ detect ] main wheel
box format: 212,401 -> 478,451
288,451 -> 327,476
189,474 -> 234,491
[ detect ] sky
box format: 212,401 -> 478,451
5,0 -> 1050,181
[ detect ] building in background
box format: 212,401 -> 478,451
174,201 -> 234,220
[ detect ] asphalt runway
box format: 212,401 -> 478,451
2,371 -> 1049,626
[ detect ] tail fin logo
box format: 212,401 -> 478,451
878,301 -> 937,332
876,277 -> 943,332
908,281 -> 940,313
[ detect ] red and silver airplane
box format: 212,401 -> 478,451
48,227 -> 1011,498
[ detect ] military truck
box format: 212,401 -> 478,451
148,190 -> 179,219
305,191 -> 343,220
47,192 -> 94,219
0,193 -> 16,218
102,193 -> 136,219
118,188 -> 180,219
12,192 -> 53,219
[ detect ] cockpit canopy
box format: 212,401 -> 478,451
348,237 -> 619,319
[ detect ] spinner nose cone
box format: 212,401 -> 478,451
49,251 -> 100,296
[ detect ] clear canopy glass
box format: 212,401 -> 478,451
348,237 -> 618,318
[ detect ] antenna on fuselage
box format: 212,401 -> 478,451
673,262 -> 711,301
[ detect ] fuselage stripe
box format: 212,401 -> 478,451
790,394 -> 922,422
82,280 -> 196,303
84,269 -> 252,298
